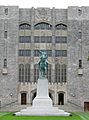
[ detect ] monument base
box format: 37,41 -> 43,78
15,78 -> 70,116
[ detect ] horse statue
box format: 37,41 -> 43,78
38,50 -> 48,78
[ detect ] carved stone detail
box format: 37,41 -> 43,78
35,8 -> 51,21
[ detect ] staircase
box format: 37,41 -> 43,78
0,101 -> 84,112
0,104 -> 30,112
0,100 -> 29,112
58,103 -> 83,112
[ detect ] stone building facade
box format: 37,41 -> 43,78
0,6 -> 89,111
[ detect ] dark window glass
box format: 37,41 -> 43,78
79,60 -> 82,68
19,50 -> 25,56
34,22 -> 52,30
34,36 -> 52,43
34,50 -> 39,57
18,50 -> 31,56
41,36 -> 45,43
55,50 -> 62,57
47,50 -> 52,57
25,50 -> 31,56
55,24 -> 67,30
4,59 -> 7,68
19,64 -> 24,82
62,64 -> 66,82
19,36 -> 31,43
34,64 -> 39,83
78,9 -> 82,16
46,64 -> 51,83
62,50 -> 67,57
47,36 -> 52,43
34,36 -> 39,43
19,64 -> 30,82
4,31 -> 7,38
55,64 -> 60,83
78,31 -> 82,39
55,64 -> 66,83
25,64 -> 30,82
55,36 -> 67,43
5,8 -> 8,15
19,23 -> 31,30
55,50 -> 67,57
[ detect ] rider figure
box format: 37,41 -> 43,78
39,50 -> 48,78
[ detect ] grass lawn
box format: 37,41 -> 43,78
0,112 -> 89,120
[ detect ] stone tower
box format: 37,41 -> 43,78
67,6 -> 89,109
0,6 -> 19,106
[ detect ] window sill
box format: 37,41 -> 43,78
2,68 -> 8,75
78,68 -> 83,75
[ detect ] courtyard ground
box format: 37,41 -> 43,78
0,112 -> 89,120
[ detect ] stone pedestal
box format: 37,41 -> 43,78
33,78 -> 52,107
15,78 -> 70,116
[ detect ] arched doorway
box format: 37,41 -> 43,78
31,92 -> 36,105
32,92 -> 36,101
84,102 -> 89,111
58,93 -> 64,105
21,93 -> 27,105
49,93 -> 53,100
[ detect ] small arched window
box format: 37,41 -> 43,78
19,23 -> 31,30
4,59 -> 7,68
55,23 -> 67,30
34,22 -> 52,30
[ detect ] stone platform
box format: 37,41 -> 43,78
15,78 -> 70,116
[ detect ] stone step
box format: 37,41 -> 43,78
58,104 -> 83,112
0,103 -> 83,112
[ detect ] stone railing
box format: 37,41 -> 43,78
67,99 -> 84,111
0,100 -> 18,109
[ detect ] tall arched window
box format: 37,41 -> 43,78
55,64 -> 60,83
19,64 -> 24,82
19,23 -> 31,43
34,22 -> 52,30
47,64 -> 51,83
61,64 -> 66,82
34,64 -> 39,83
55,64 -> 67,83
19,23 -> 31,30
19,64 -> 31,83
25,64 -> 30,82
55,23 -> 67,30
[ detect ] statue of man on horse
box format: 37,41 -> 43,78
38,50 -> 48,78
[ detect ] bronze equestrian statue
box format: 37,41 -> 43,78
38,50 -> 48,78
